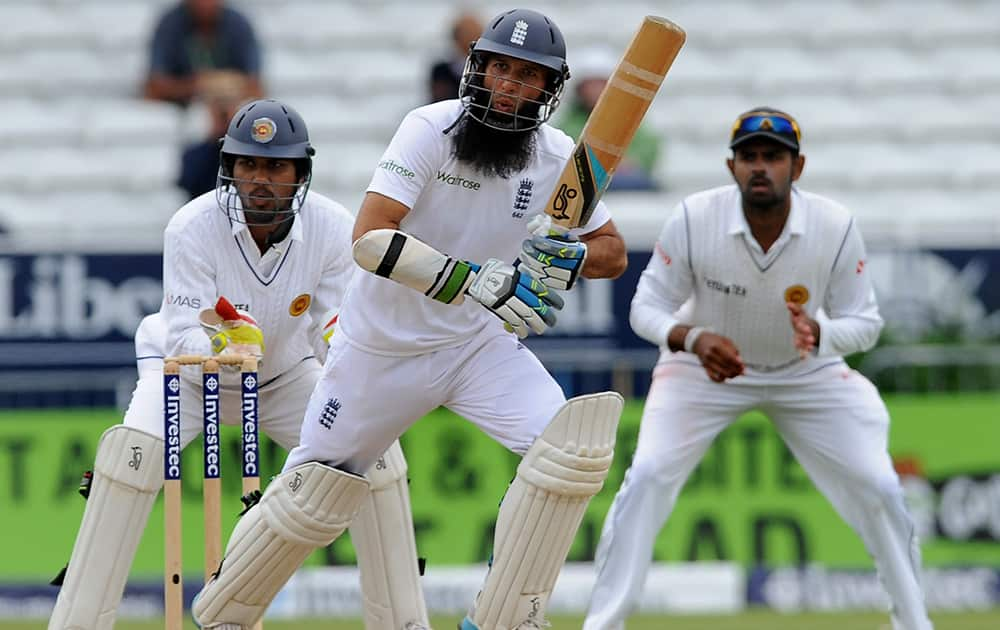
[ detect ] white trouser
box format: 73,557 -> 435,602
585,360 -> 932,630
286,325 -> 567,474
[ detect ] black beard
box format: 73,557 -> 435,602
741,179 -> 790,214
450,113 -> 537,179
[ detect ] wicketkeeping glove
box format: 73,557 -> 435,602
518,214 -> 588,290
466,258 -> 564,338
198,296 -> 265,359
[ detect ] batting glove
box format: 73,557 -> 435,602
518,214 -> 588,290
466,258 -> 564,338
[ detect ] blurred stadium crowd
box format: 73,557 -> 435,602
2,0 -> 999,252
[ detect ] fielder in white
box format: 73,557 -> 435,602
194,10 -> 628,630
49,99 -> 429,630
584,108 -> 933,630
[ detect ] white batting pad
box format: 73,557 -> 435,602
49,425 -> 164,630
193,463 -> 369,628
468,392 -> 624,630
350,440 -> 430,630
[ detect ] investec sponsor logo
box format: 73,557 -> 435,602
241,373 -> 259,477
203,375 -> 220,479
436,171 -> 481,190
378,158 -> 415,179
163,374 -> 182,480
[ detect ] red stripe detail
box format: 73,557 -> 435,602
655,242 -> 672,265
215,296 -> 256,325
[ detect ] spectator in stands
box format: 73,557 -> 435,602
556,46 -> 663,191
143,0 -> 264,107
177,71 -> 250,199
427,10 -> 483,103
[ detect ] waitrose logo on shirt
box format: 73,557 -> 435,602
436,171 -> 481,190
378,159 -> 415,178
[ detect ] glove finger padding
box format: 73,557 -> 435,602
514,274 -> 562,324
467,259 -> 563,338
518,234 -> 588,291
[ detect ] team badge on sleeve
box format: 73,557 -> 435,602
784,284 -> 810,305
288,293 -> 311,316
251,117 -> 277,143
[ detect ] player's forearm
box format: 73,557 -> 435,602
628,251 -> 691,348
353,192 -> 409,242
665,324 -> 692,353
580,233 -> 627,279
629,286 -> 681,349
163,309 -> 214,359
816,312 -> 883,357
353,229 -> 473,304
162,231 -> 219,359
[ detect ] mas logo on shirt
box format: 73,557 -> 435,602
289,293 -> 311,316
164,292 -> 201,309
784,284 -> 810,305
512,178 -> 533,218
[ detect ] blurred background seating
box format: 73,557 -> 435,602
0,0 -> 997,250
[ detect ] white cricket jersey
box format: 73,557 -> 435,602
630,184 -> 883,378
162,189 -> 356,384
338,99 -> 612,355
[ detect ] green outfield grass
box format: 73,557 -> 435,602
4,394 -> 998,628
4,610 -> 1000,629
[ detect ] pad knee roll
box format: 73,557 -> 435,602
351,440 -> 429,630
193,463 -> 369,628
49,425 -> 164,630
469,392 -> 624,630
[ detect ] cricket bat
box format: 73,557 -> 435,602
546,16 -> 685,229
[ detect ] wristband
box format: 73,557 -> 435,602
683,326 -> 707,353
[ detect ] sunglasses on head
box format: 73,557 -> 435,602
732,113 -> 801,142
